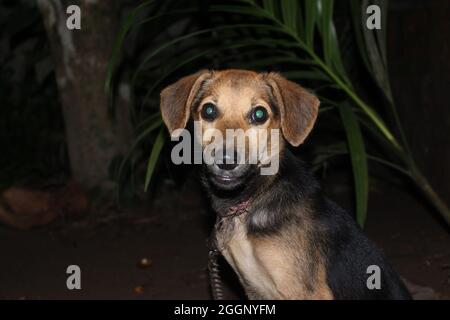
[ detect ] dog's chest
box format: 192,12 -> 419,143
215,216 -> 294,299
214,215 -> 334,300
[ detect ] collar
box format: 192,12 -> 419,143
219,198 -> 252,218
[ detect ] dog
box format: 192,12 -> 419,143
160,69 -> 411,300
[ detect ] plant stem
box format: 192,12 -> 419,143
409,166 -> 450,226
307,48 -> 402,151
367,155 -> 412,177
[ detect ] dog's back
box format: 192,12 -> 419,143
320,199 -> 411,299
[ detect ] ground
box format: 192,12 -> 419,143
0,177 -> 449,300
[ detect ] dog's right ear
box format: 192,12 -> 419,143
160,70 -> 211,136
264,72 -> 319,147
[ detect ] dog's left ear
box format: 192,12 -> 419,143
264,72 -> 320,146
160,70 -> 211,136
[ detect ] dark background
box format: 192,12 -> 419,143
0,0 -> 448,299
388,0 -> 450,201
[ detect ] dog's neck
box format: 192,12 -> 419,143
204,149 -> 321,235
219,198 -> 252,218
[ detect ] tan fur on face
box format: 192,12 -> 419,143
263,72 -> 319,146
160,70 -> 211,135
191,70 -> 284,166
160,69 -> 319,150
193,71 -> 279,138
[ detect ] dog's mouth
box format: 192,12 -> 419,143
206,164 -> 252,190
212,173 -> 240,187
209,172 -> 245,190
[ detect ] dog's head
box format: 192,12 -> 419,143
160,69 -> 319,190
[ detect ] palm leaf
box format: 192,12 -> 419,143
132,24 -> 285,85
115,117 -> 163,188
144,127 -> 166,191
304,0 -> 317,46
339,104 -> 369,227
280,0 -> 299,34
262,0 -> 276,13
105,1 -> 154,94
351,0 -> 392,101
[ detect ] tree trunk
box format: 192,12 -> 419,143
37,0 -> 131,192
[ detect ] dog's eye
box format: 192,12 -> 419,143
201,103 -> 218,121
250,106 -> 268,124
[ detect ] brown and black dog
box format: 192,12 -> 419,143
160,69 -> 411,300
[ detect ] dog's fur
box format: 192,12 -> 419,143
160,69 -> 411,300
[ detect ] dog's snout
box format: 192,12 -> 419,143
214,150 -> 241,171
207,148 -> 250,189
216,150 -> 240,171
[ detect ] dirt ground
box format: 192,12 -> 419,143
0,178 -> 449,300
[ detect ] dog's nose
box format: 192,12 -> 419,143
216,150 -> 240,171
217,162 -> 238,171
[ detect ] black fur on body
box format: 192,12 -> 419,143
203,149 -> 411,300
